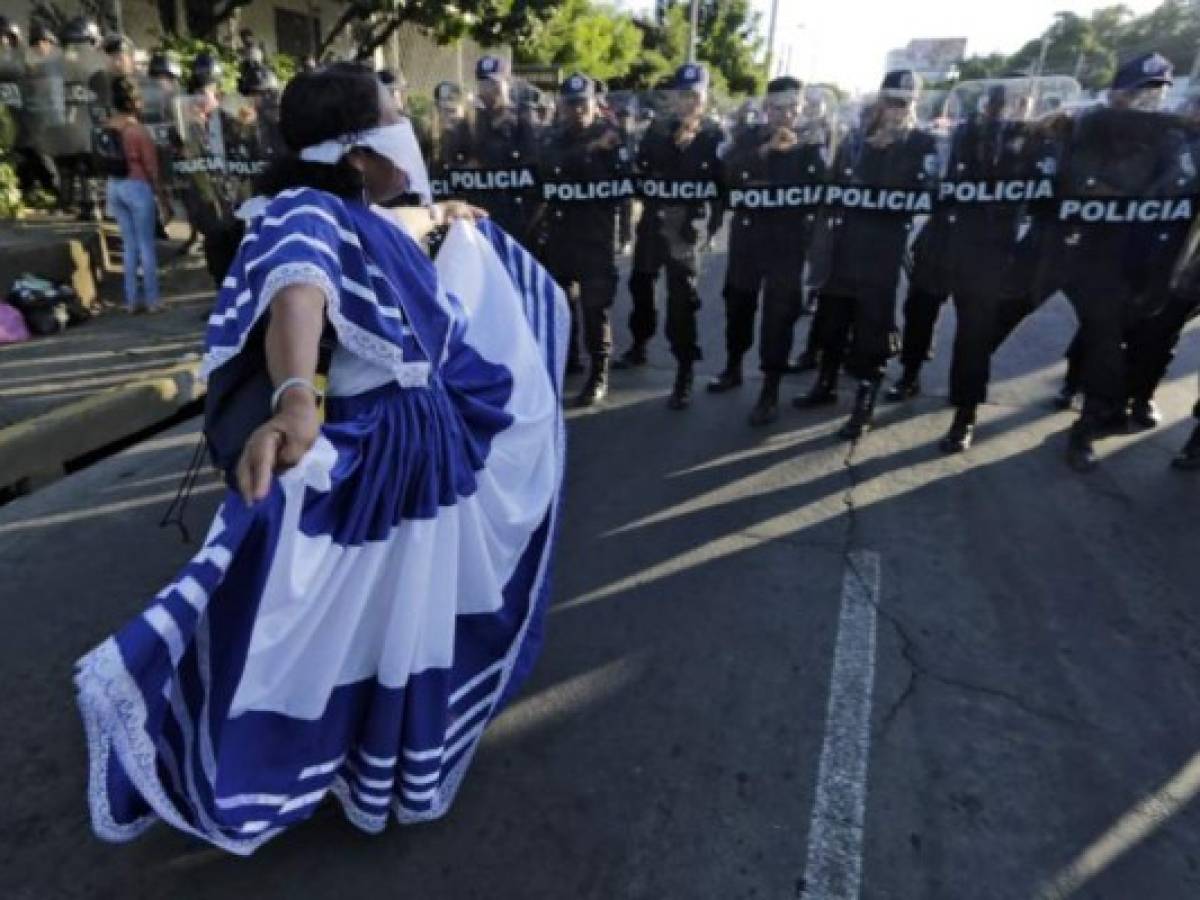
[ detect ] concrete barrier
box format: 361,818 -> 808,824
0,361 -> 205,496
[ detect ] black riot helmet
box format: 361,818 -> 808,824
29,21 -> 57,47
237,59 -> 278,96
0,17 -> 21,48
189,52 -> 223,91
148,51 -> 182,82
102,33 -> 134,56
62,16 -> 102,47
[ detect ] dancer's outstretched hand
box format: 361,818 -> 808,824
236,395 -> 321,505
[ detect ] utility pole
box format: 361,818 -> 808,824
764,0 -> 781,81
1190,0 -> 1200,80
688,0 -> 701,63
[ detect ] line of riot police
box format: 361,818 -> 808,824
0,16 -> 286,281
421,53 -> 1200,472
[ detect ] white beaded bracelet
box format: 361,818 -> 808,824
271,377 -> 324,413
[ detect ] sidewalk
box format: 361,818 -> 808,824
0,224 -> 215,497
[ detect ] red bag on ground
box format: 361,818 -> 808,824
0,301 -> 30,344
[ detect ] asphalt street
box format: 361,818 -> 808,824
1,244 -> 1199,900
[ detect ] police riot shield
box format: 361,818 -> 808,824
724,84 -> 836,221
439,79 -> 542,240
21,46 -> 66,162
427,83 -> 473,195
1051,85 -> 1199,321
60,42 -> 104,157
910,77 -> 1080,303
219,94 -> 283,210
173,92 -> 230,234
629,83 -> 725,263
534,82 -> 637,270
805,78 -> 941,321
0,45 -> 23,152
141,75 -> 180,150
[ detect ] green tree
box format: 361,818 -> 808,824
516,0 -> 644,81
953,1 -> 1200,93
620,0 -> 766,95
319,0 -> 564,62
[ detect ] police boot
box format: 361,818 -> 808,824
793,366 -> 839,409
749,374 -> 781,427
787,348 -> 820,374
1066,418 -> 1100,473
839,379 -> 881,441
884,365 -> 921,403
667,363 -> 694,410
1052,380 -> 1079,411
1128,397 -> 1162,430
612,342 -> 648,370
1172,424 -> 1200,471
939,405 -> 977,454
707,355 -> 743,393
573,357 -> 610,409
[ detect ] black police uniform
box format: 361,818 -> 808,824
1056,98 -> 1195,469
800,73 -> 938,439
715,110 -> 827,424
538,75 -> 631,406
468,108 -> 540,239
428,83 -> 473,179
933,107 -> 1057,449
622,66 -> 724,408
1121,119 -> 1200,425
1167,226 -> 1200,468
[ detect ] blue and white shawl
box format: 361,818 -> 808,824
74,189 -> 569,854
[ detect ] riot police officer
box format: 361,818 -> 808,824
430,80 -> 472,175
617,63 -> 724,411
712,75 -> 827,426
57,16 -> 104,219
538,73 -> 631,408
470,55 -> 541,241
1117,89 -> 1200,432
933,81 -> 1061,452
1175,393 -> 1200,470
0,18 -> 23,167
19,21 -> 63,201
796,70 -> 939,440
1056,53 -> 1196,471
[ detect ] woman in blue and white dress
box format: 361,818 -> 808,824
74,63 -> 568,854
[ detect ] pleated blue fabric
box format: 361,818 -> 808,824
74,190 -> 569,855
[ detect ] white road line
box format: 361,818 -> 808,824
803,551 -> 882,900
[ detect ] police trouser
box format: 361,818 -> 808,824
17,147 -> 59,196
724,231 -> 805,374
1066,279 -> 1135,419
899,286 -> 949,372
55,153 -> 96,211
947,289 -> 1006,407
552,264 -> 617,360
1125,291 -> 1200,402
617,199 -> 633,248
818,290 -> 897,383
628,218 -> 702,363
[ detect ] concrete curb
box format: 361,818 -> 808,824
0,361 -> 205,495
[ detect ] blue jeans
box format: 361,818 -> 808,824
107,178 -> 160,309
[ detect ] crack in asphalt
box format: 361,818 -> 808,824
834,424 -> 1098,737
878,612 -> 1098,737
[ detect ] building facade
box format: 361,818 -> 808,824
8,0 -> 506,98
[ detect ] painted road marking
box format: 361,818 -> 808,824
803,551 -> 881,899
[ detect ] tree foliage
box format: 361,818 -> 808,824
515,0 -> 644,82
957,1 -> 1200,92
317,0 -> 563,61
605,0 -> 766,95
